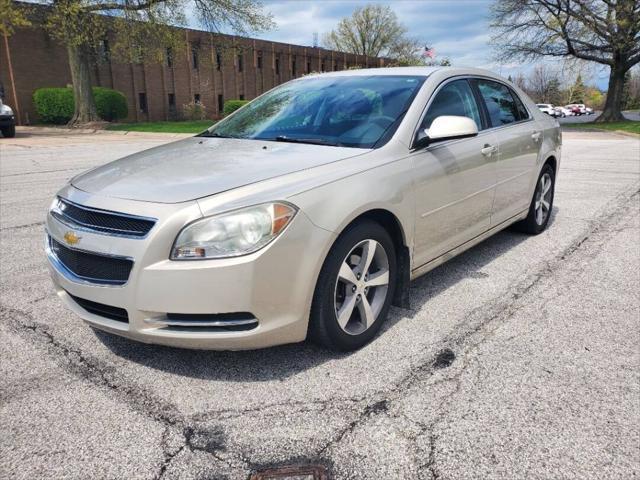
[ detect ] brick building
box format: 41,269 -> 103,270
0,7 -> 387,125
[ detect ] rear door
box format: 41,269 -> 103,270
473,79 -> 541,225
411,78 -> 499,268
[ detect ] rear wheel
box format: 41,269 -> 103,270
513,164 -> 555,234
309,220 -> 396,351
1,125 -> 15,138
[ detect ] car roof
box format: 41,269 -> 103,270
308,66 -> 506,80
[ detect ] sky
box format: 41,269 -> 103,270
247,0 -> 610,90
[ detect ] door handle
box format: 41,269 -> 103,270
481,144 -> 497,157
531,131 -> 542,142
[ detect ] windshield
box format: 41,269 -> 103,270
202,75 -> 425,148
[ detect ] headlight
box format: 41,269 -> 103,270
0,104 -> 13,115
171,202 -> 297,260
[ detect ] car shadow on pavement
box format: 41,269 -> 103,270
381,206 -> 559,330
96,207 -> 559,381
95,328 -> 345,381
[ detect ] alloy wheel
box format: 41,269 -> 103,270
534,172 -> 553,225
333,239 -> 390,336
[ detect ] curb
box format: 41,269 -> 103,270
16,126 -> 193,139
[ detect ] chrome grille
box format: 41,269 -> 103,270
51,197 -> 156,238
48,236 -> 133,285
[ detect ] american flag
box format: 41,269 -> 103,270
422,47 -> 435,59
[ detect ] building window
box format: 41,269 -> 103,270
275,57 -> 280,75
257,53 -> 263,69
238,53 -> 243,72
307,61 -> 311,73
191,44 -> 199,70
100,39 -> 110,61
194,93 -> 201,104
321,61 -> 326,72
166,47 -> 173,68
138,93 -> 148,114
168,93 -> 175,108
292,57 -> 296,75
334,61 -> 338,71
216,52 -> 222,71
239,94 -> 245,100
217,94 -> 224,113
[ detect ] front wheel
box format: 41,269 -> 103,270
1,125 -> 15,138
309,220 -> 396,351
513,164 -> 555,234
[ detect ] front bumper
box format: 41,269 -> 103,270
46,187 -> 334,350
0,114 -> 15,127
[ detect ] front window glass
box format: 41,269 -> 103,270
477,79 -> 520,126
203,75 -> 425,148
421,79 -> 481,130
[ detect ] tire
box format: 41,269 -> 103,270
309,220 -> 397,351
513,163 -> 555,234
1,125 -> 15,138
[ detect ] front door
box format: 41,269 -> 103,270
411,79 -> 498,268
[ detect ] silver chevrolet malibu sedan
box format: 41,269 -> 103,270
46,67 -> 561,351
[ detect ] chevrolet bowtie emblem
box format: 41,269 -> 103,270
63,231 -> 81,246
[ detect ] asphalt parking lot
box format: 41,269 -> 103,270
557,110 -> 640,123
1,128 -> 639,479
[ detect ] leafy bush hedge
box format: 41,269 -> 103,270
33,88 -> 74,124
33,87 -> 128,124
93,87 -> 128,121
183,101 -> 207,120
223,99 -> 249,116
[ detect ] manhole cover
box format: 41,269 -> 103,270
250,464 -> 329,480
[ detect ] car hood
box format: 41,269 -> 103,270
72,137 -> 368,203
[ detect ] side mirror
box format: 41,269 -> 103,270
414,115 -> 479,149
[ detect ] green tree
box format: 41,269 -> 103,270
490,0 -> 640,122
33,0 -> 273,125
324,4 -> 434,66
624,69 -> 640,109
569,74 -> 587,103
585,86 -> 605,109
547,78 -> 563,105
0,0 -> 30,35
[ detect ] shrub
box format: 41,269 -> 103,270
93,87 -> 128,121
223,99 -> 249,116
182,101 -> 207,120
33,88 -> 74,124
33,87 -> 128,124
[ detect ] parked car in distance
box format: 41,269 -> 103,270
566,104 -> 591,115
45,67 -> 561,351
536,103 -> 559,117
554,106 -> 572,117
0,99 -> 16,137
582,105 -> 594,115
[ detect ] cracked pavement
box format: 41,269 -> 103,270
1,128 -> 639,479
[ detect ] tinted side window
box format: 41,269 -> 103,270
476,80 -> 520,127
510,89 -> 530,121
421,79 -> 481,130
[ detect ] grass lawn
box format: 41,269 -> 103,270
563,121 -> 640,135
106,120 -> 214,134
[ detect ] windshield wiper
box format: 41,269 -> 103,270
272,135 -> 343,147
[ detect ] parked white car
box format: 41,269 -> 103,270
0,98 -> 16,138
553,106 -> 571,117
536,104 -> 558,117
